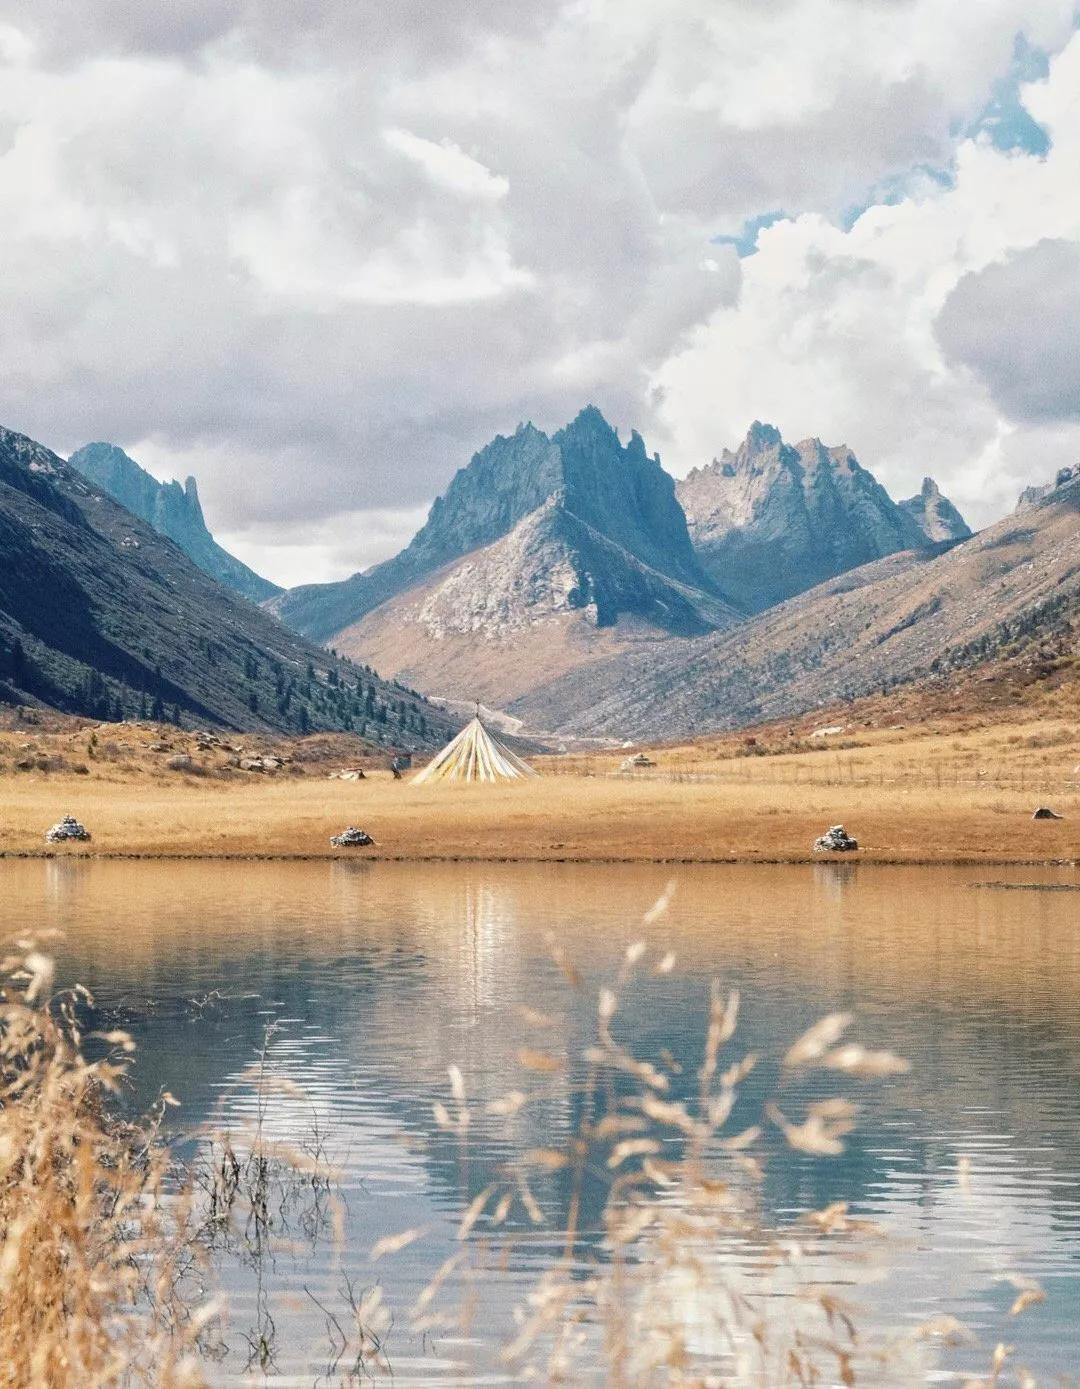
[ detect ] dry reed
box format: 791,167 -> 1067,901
0,912 -> 1060,1387
0,939 -> 211,1388
363,893 -> 1055,1387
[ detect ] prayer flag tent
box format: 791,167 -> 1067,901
412,716 -> 537,784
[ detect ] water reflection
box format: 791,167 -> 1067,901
1,859 -> 1078,1383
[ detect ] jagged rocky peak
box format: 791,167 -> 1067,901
414,402 -> 710,593
1016,464 -> 1079,513
69,441 -> 280,603
552,406 -> 705,588
676,422 -> 931,613
401,420 -> 564,575
272,403 -> 724,648
898,476 -> 972,542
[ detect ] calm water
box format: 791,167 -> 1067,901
2,859 -> 1079,1384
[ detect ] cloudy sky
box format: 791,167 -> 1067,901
2,2 -> 1079,587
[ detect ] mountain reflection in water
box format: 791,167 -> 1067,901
2,858 -> 1078,1384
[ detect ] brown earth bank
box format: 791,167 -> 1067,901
0,703 -> 1075,864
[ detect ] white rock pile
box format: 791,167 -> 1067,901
813,824 -> 859,853
45,815 -> 92,844
330,826 -> 375,847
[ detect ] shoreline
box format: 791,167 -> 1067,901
3,849 -> 1077,867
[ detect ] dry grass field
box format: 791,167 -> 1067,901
0,697 -> 1076,862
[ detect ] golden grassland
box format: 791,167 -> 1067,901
0,695 -> 1076,862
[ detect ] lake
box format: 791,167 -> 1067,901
3,858 -> 1078,1384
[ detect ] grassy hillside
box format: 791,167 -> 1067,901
0,425 -> 454,749
516,474 -> 1079,738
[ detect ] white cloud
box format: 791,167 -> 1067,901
937,239 -> 1080,423
0,2 -> 1078,579
218,507 -> 432,590
651,27 -> 1080,528
383,129 -> 510,202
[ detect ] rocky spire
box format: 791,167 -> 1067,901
898,476 -> 972,542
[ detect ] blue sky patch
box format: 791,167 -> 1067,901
713,210 -> 788,258
969,34 -> 1052,155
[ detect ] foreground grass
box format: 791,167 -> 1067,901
0,949 -> 207,1388
1,925 -> 1058,1387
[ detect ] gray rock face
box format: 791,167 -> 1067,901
380,497 -> 730,647
898,477 -> 972,543
69,442 -> 280,603
274,406 -> 727,642
1016,464 -> 1078,514
677,423 -> 933,612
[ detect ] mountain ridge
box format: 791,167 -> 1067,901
512,470 -> 1079,739
675,423 -> 965,612
0,424 -> 452,747
69,442 -> 281,604
272,405 -> 732,644
315,407 -> 739,706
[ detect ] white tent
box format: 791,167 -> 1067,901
412,716 -> 538,784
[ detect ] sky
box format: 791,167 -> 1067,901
2,1 -> 1079,588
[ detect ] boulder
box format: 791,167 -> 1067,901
330,826 -> 375,848
1032,807 -> 1064,820
813,824 -> 859,853
45,815 -> 92,844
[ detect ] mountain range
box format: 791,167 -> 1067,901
266,411 -> 972,708
270,408 -> 739,706
69,442 -> 281,603
0,425 -> 451,746
3,404 -> 1072,746
514,468 -> 1079,739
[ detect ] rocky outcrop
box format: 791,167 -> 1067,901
898,477 -> 972,543
69,442 -> 280,603
677,424 -> 934,612
1016,465 -> 1078,514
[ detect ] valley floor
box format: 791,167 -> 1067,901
0,707 -> 1076,863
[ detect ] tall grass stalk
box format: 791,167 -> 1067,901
0,918 -> 1055,1387
0,940 -> 211,1388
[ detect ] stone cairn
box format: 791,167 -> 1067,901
330,826 -> 375,847
45,814 -> 92,844
813,824 -> 858,853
